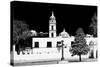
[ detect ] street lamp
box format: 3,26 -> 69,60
61,40 -> 64,60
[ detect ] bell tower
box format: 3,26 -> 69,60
49,11 -> 56,38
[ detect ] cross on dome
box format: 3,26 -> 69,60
63,28 -> 66,32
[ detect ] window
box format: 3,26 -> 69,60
52,25 -> 53,30
57,41 -> 61,47
51,33 -> 53,37
47,42 -> 52,48
34,42 -> 39,48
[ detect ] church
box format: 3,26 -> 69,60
32,11 -> 73,48
12,11 -> 97,64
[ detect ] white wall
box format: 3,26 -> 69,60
13,37 -> 97,63
13,47 -> 90,63
32,37 -> 74,48
13,48 -> 62,63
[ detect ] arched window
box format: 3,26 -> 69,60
52,25 -> 53,30
51,33 -> 53,37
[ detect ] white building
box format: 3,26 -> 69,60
12,12 -> 98,63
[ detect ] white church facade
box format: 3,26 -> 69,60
12,12 -> 98,64
32,12 -> 73,48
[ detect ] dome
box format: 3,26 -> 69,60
59,29 -> 70,38
30,30 -> 37,36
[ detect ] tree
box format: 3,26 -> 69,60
12,20 -> 29,52
13,20 -> 29,44
89,13 -> 97,37
19,30 -> 33,40
69,28 -> 90,61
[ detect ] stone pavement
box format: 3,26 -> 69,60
11,58 -> 97,66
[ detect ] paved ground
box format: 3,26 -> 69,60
11,58 -> 97,66
68,58 -> 97,62
13,60 -> 59,66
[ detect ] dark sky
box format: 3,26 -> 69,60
11,1 -> 97,36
